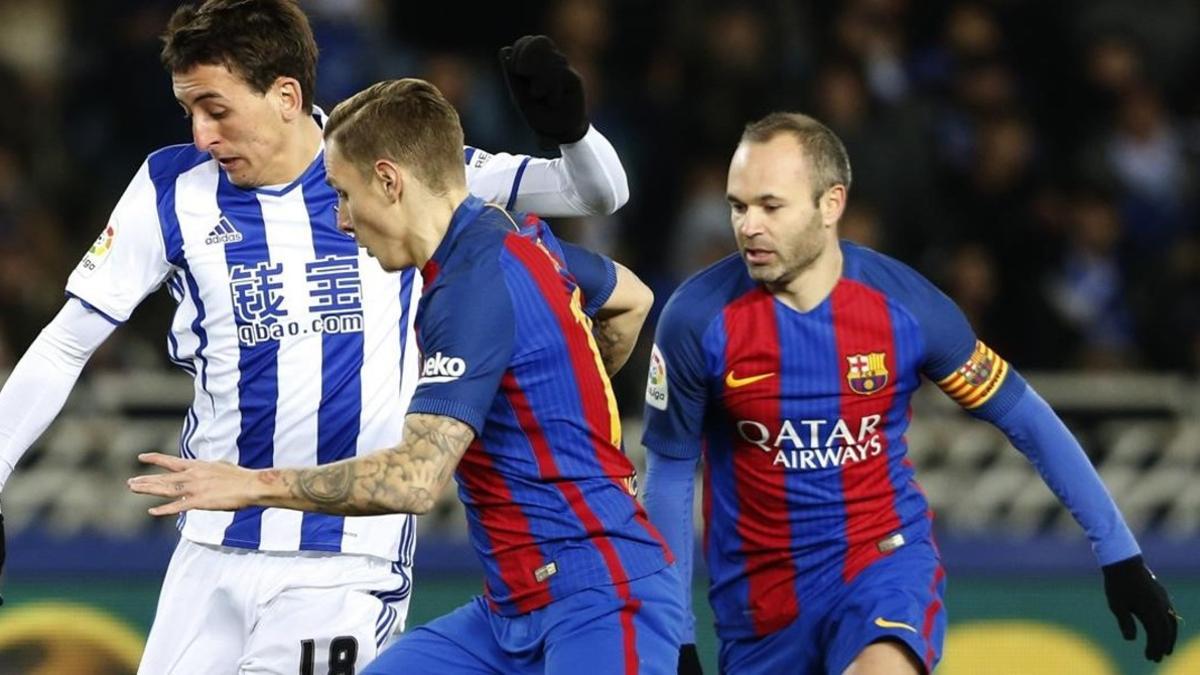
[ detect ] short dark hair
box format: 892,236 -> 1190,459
741,112 -> 853,202
325,79 -> 466,194
161,0 -> 318,114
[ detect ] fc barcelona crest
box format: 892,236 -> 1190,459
958,345 -> 995,386
847,352 -> 888,395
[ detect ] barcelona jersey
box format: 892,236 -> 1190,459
643,241 -> 1021,640
408,195 -> 672,616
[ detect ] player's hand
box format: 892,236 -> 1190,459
128,453 -> 259,516
499,35 -> 589,148
677,643 -> 702,674
1102,554 -> 1178,662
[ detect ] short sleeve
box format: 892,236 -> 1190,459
407,260 -> 516,434
641,289 -> 714,459
64,160 -> 173,323
558,240 -> 616,317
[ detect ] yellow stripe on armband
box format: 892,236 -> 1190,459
936,340 -> 1009,410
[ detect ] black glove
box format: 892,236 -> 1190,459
499,35 -> 589,148
1102,554 -> 1177,662
677,643 -> 702,675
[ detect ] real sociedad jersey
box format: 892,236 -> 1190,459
64,133 -> 567,561
642,241 -> 1019,639
407,196 -> 673,616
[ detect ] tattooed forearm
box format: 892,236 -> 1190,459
295,462 -> 355,507
261,413 -> 475,516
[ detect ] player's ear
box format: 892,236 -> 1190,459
273,76 -> 305,121
820,185 -> 848,228
374,160 -> 403,202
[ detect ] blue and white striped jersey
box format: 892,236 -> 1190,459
65,134 -> 597,561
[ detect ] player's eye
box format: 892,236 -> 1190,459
730,203 -> 747,215
763,204 -> 781,213
209,109 -> 228,120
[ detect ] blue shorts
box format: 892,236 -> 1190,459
719,539 -> 946,675
364,565 -> 683,675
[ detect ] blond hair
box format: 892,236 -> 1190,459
325,78 -> 465,193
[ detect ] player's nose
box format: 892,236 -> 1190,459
738,209 -> 766,238
192,118 -> 221,152
336,207 -> 354,234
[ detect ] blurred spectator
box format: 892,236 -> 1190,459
670,160 -> 736,280
0,0 -> 1194,382
1138,233 -> 1200,373
809,59 -> 932,259
839,202 -> 883,251
1084,34 -> 1144,104
945,242 -> 996,322
832,0 -> 911,105
1046,192 -> 1138,369
1103,86 -> 1194,256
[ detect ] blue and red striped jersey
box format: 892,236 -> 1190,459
409,195 -> 672,615
642,241 -> 1024,639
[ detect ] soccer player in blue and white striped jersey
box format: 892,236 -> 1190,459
0,1 -> 632,673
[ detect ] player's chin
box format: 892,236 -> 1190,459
743,261 -> 780,283
373,251 -> 406,272
222,166 -> 255,188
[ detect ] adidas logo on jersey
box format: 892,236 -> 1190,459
420,352 -> 467,384
205,215 -> 243,245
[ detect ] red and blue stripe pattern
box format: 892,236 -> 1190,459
449,224 -> 670,620
701,274 -> 931,639
718,288 -> 796,636
830,280 -> 903,582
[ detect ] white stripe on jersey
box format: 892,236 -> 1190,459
256,188 -> 320,550
172,160 -> 239,539
339,226 -> 408,552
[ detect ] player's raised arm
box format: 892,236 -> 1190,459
885,256 -> 1179,663
460,35 -> 628,218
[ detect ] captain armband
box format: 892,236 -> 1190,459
936,340 -> 1010,410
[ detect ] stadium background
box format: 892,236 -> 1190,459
0,0 -> 1198,672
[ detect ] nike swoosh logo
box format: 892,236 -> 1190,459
874,617 -> 918,633
725,370 -> 775,388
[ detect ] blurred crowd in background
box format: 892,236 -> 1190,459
0,0 -> 1198,406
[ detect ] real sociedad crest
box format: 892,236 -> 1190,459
847,352 -> 888,395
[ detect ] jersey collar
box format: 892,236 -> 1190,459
421,194 -> 488,285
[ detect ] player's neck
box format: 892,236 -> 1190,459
261,116 -> 323,186
773,239 -> 843,313
408,185 -> 471,268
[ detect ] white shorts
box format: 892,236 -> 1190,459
138,538 -> 410,675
